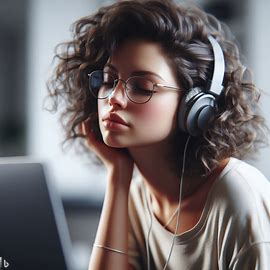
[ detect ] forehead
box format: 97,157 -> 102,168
107,38 -> 175,78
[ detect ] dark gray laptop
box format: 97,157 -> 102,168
0,157 -> 75,270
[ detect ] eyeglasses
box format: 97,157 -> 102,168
88,70 -> 181,104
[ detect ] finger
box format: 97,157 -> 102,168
81,120 -> 95,141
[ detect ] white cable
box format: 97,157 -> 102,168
163,205 -> 180,228
144,135 -> 191,270
145,196 -> 153,270
162,135 -> 190,270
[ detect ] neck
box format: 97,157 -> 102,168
129,140 -> 178,199
128,140 -> 229,212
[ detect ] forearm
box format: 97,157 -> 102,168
88,169 -> 132,270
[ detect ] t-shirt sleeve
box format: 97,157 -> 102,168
216,160 -> 270,270
230,242 -> 270,270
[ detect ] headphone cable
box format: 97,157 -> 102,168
144,135 -> 191,270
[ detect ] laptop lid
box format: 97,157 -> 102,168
0,157 -> 75,270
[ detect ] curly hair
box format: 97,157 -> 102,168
46,0 -> 269,176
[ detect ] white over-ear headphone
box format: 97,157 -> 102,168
178,35 -> 225,136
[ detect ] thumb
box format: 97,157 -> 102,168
81,119 -> 98,144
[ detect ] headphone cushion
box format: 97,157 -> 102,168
178,87 -> 202,133
178,88 -> 216,136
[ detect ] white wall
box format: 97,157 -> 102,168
26,0 -> 111,199
246,0 -> 270,178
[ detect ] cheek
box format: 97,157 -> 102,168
135,103 -> 159,121
134,96 -> 180,130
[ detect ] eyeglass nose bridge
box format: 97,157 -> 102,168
108,78 -> 128,99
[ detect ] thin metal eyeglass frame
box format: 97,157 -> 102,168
88,71 -> 182,104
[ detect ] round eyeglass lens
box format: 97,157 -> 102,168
126,77 -> 154,104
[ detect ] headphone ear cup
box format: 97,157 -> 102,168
178,87 -> 202,134
178,88 -> 216,136
186,94 -> 216,136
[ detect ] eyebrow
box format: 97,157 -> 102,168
104,63 -> 164,81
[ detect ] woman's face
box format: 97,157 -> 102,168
98,39 -> 182,148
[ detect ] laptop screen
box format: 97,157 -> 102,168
0,158 -> 74,270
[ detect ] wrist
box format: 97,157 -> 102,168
107,166 -> 133,190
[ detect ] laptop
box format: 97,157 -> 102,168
0,157 -> 76,270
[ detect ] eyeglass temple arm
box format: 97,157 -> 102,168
155,83 -> 182,91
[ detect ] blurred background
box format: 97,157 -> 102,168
0,0 -> 269,269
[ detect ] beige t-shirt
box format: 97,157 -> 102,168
127,157 -> 270,270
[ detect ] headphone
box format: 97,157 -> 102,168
178,35 -> 225,137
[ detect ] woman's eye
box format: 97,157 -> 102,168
128,78 -> 153,93
133,87 -> 153,96
135,86 -> 150,91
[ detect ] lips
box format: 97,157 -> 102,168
103,113 -> 129,126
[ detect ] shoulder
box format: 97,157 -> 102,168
215,157 -> 270,209
212,157 -> 270,241
205,158 -> 270,266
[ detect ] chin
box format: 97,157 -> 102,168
102,136 -> 127,148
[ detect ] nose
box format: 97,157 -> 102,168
108,80 -> 127,108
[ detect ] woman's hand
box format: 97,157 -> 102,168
80,119 -> 134,187
82,122 -> 134,270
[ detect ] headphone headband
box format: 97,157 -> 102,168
207,35 -> 225,96
178,35 -> 225,136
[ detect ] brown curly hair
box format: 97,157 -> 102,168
46,0 -> 269,176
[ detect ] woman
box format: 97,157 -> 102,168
47,0 -> 270,269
